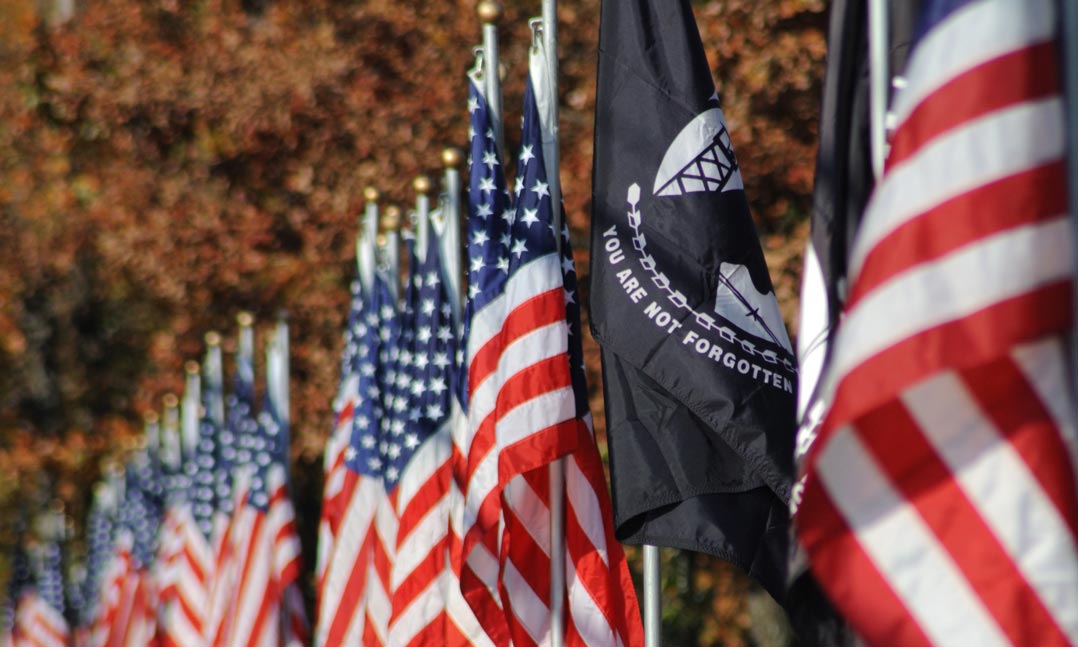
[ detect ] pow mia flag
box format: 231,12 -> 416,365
590,0 -> 796,601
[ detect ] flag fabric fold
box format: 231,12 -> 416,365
793,1 -> 1078,645
590,0 -> 797,601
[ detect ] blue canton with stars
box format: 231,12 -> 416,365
119,453 -> 163,570
249,381 -> 289,512
192,373 -> 221,539
514,72 -> 588,416
344,270 -> 399,482
380,236 -> 419,487
36,530 -> 67,617
383,228 -> 458,488
333,280 -> 365,426
508,75 -> 559,276
226,340 -> 259,510
2,528 -> 30,632
460,75 -> 513,408
78,490 -> 114,625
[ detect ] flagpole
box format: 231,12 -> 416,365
204,332 -> 225,428
643,544 -> 661,647
1061,0 -> 1078,377
381,205 -> 402,301
181,360 -> 201,461
867,0 -> 889,180
275,313 -> 290,429
361,187 -> 380,295
538,1 -> 567,645
163,393 -> 181,471
414,175 -> 432,262
442,147 -> 464,322
478,1 -> 505,154
144,410 -> 161,460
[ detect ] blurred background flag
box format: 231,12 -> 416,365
385,183 -> 457,647
157,369 -> 213,647
316,277 -> 365,602
210,323 -> 308,647
590,0 -> 797,602
203,323 -> 256,646
315,235 -> 400,647
8,518 -> 69,647
794,1 -> 1078,645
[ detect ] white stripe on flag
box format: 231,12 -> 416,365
817,426 -> 1010,646
833,218 -> 1072,385
851,98 -> 1065,278
890,0 -> 1055,127
903,373 -> 1078,641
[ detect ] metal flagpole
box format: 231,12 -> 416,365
144,410 -> 161,459
381,205 -> 403,301
163,393 -> 181,471
360,186 -> 381,296
479,2 -> 505,155
643,545 -> 661,647
181,360 -> 201,460
538,1 -> 567,645
1061,0 -> 1078,376
867,0 -> 890,180
441,148 -> 464,323
204,331 -> 226,427
414,175 -> 432,262
275,314 -> 290,427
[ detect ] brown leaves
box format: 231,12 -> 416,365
0,2 -> 821,641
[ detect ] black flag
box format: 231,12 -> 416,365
590,0 -> 796,601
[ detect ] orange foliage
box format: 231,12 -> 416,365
0,1 -> 824,642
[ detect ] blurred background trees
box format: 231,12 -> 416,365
0,0 -> 826,644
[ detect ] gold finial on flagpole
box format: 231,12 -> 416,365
413,175 -> 432,195
442,147 -> 463,168
382,205 -> 402,231
364,186 -> 381,202
477,0 -> 503,24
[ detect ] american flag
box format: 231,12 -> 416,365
76,486 -> 114,646
315,279 -> 364,613
158,374 -> 213,647
203,335 -> 258,645
1,535 -> 29,647
364,258 -> 403,647
210,328 -> 308,647
315,269 -> 399,647
9,531 -> 70,647
98,461 -> 158,647
450,61 -> 514,647
386,217 -> 457,647
500,44 -> 643,646
794,1 -> 1078,645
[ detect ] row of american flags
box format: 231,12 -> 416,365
2,314 -> 306,647
5,0 -> 1078,645
1,13 -> 644,647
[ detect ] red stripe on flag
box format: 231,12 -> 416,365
856,401 -> 1071,646
797,473 -> 935,647
817,281 -> 1073,455
848,163 -> 1067,307
887,42 -> 1059,169
962,360 -> 1078,540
